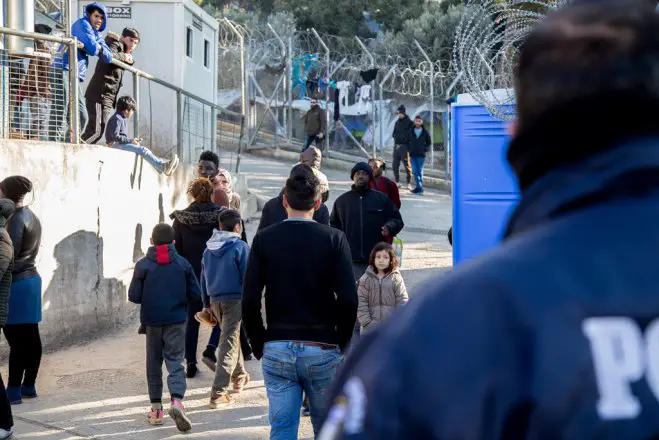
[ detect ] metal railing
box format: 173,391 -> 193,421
0,27 -> 245,166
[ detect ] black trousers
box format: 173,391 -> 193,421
3,324 -> 42,388
0,373 -> 13,430
303,134 -> 322,152
392,145 -> 411,184
81,100 -> 113,144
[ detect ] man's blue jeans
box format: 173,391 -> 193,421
111,143 -> 166,172
410,155 -> 426,191
262,341 -> 343,439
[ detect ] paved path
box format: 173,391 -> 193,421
6,152 -> 453,439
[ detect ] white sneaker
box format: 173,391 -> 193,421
407,183 -> 414,191
0,428 -> 13,439
164,154 -> 180,176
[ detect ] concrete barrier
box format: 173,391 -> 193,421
0,140 -> 208,350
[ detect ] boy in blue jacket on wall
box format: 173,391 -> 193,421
199,209 -> 250,407
128,223 -> 201,433
49,2 -> 112,142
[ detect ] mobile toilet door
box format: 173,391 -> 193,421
451,92 -> 520,265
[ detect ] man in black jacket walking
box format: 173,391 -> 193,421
242,164 -> 357,438
331,162 -> 404,279
392,105 -> 414,190
82,28 -> 140,144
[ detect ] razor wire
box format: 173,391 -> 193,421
453,0 -> 567,120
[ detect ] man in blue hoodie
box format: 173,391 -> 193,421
199,209 -> 250,407
49,2 -> 112,142
320,1 -> 659,439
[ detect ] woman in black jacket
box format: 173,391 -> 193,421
0,176 -> 42,405
409,115 -> 432,195
170,178 -> 251,378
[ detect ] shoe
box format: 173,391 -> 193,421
147,406 -> 164,425
243,353 -> 253,361
138,323 -> 146,335
302,406 -> 311,417
164,154 -> 180,176
6,387 -> 21,405
186,363 -> 197,379
194,309 -> 217,328
169,399 -> 192,432
407,183 -> 414,191
201,348 -> 217,372
21,385 -> 37,399
232,373 -> 250,394
0,428 -> 13,439
209,391 -> 233,408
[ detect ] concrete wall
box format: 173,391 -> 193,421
0,140 -> 196,350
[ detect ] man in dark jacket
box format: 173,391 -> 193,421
0,199 -> 14,439
408,115 -> 431,194
303,98 -> 327,151
391,105 -> 413,189
331,162 -> 404,279
258,190 -> 329,231
320,2 -> 659,439
82,28 -> 140,144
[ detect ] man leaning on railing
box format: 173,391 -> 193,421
48,2 -> 112,143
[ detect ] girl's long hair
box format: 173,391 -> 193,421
368,242 -> 398,274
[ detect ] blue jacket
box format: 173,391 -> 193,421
105,111 -> 130,145
128,244 -> 201,326
322,138 -> 659,439
200,230 -> 249,307
59,2 -> 112,82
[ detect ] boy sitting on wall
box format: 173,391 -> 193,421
105,96 -> 179,175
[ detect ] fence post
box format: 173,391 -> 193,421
311,28 -> 330,154
133,72 -> 140,140
267,23 -> 287,144
287,36 -> 293,143
222,19 -> 246,168
414,39 -> 434,169
211,106 -> 218,153
378,64 -> 396,156
355,36 -> 376,158
176,91 -> 182,158
69,37 -> 79,143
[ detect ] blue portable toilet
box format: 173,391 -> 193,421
450,91 -> 520,265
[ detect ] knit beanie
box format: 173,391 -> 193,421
0,176 -> 32,204
396,105 -> 406,114
351,162 -> 374,181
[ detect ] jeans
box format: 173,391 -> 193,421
111,143 -> 166,172
3,324 -> 41,388
48,71 -> 87,142
392,145 -> 411,184
262,341 -> 343,439
28,97 -> 51,141
145,323 -> 186,402
210,299 -> 247,394
409,155 -> 425,191
303,134 -> 321,151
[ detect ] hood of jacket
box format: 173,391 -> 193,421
300,146 -> 322,169
504,137 -> 659,240
0,200 -> 15,228
206,229 -> 242,256
105,31 -> 121,45
365,265 -> 399,279
85,2 -> 107,32
170,202 -> 224,229
146,244 -> 176,265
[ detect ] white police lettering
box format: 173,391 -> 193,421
583,317 -> 645,419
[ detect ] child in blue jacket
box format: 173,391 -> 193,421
128,223 -> 201,432
199,209 -> 251,406
49,2 -> 112,142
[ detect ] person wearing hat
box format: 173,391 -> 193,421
330,162 -> 404,280
0,177 -> 43,405
391,105 -> 414,190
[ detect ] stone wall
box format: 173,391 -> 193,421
0,140 -> 196,350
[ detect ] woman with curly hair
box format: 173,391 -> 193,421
170,178 -> 226,378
